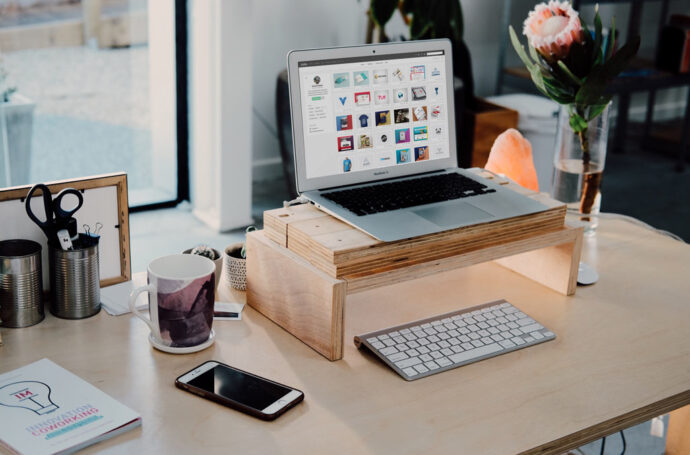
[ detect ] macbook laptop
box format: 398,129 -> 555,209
287,39 -> 547,242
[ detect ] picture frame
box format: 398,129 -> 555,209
0,173 -> 131,287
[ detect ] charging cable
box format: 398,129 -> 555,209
283,195 -> 309,208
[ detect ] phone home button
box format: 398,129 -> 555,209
277,400 -> 287,406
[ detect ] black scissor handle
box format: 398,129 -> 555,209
53,188 -> 84,220
25,183 -> 54,229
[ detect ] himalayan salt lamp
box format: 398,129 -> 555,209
485,128 -> 539,192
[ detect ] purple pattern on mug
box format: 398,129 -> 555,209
155,274 -> 215,347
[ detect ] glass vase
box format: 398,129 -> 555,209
551,103 -> 610,235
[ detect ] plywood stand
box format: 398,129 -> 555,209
247,170 -> 583,361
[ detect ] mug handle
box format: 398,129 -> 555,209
129,284 -> 160,339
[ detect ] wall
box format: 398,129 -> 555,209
250,0 -> 690,181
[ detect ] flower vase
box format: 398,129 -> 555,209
551,103 -> 610,235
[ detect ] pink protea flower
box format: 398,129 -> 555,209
523,1 -> 584,60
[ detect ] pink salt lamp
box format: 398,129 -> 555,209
485,128 -> 539,192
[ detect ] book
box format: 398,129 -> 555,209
0,359 -> 141,455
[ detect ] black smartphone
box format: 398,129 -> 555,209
175,361 -> 304,421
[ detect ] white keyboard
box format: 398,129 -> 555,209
354,299 -> 555,381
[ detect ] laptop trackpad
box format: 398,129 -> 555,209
413,202 -> 494,227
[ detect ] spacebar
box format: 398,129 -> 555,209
449,343 -> 502,364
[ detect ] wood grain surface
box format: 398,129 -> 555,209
0,219 -> 688,455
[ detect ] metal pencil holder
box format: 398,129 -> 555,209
49,243 -> 101,319
0,239 -> 45,328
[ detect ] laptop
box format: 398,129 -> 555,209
287,39 -> 547,242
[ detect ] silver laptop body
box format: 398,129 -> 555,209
287,40 -> 546,242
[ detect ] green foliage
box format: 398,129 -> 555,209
369,0 -> 463,42
240,226 -> 257,259
509,8 -> 640,129
370,0 -> 398,31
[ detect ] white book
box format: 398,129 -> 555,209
0,359 -> 141,455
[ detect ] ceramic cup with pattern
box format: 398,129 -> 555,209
129,254 -> 215,349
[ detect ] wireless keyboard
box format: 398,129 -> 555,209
354,299 -> 555,381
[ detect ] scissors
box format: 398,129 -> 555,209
25,184 -> 84,244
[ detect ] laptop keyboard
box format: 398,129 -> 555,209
320,172 -> 495,216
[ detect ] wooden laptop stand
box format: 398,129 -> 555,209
246,171 -> 583,361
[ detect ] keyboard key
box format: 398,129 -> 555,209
393,336 -> 406,343
461,342 -> 474,350
512,337 -> 525,345
449,343 -> 502,364
396,357 -> 422,369
438,340 -> 451,348
417,338 -> 430,346
414,365 -> 429,374
436,358 -> 452,367
403,367 -> 418,377
380,346 -> 398,356
499,340 -> 516,349
367,337 -> 378,343
491,334 -> 504,342
430,351 -> 443,359
448,338 -> 461,346
428,343 -> 440,351
371,341 -> 385,350
388,352 -> 409,362
400,328 -> 411,334
407,349 -> 420,357
544,331 -> 555,338
407,340 -> 420,348
424,328 -> 438,336
379,334 -> 390,340
471,340 -> 484,348
425,361 -> 440,370
530,331 -> 544,340
428,335 -> 440,343
417,346 -> 430,354
517,318 -> 535,326
389,331 -> 400,337
451,345 -> 464,353
459,335 -> 471,343
383,339 -> 396,347
441,348 -> 453,356
448,329 -> 459,337
419,354 -> 433,362
521,323 -> 544,333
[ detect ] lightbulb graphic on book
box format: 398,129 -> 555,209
0,381 -> 59,415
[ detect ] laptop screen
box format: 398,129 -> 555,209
297,49 -> 451,179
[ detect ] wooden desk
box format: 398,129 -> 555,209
1,219 -> 689,455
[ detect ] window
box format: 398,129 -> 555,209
0,0 -> 187,209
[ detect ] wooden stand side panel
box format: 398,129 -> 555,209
495,227 -> 583,296
246,231 -> 347,361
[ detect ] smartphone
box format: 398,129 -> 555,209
175,361 -> 304,421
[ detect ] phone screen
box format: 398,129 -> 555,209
187,364 -> 291,410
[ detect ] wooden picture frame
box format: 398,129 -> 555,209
0,173 -> 131,287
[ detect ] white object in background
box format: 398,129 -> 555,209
577,262 -> 599,286
189,0 -> 253,231
56,229 -> 73,251
650,415 -> 665,438
486,94 -> 559,192
214,301 -> 245,320
100,272 -> 148,316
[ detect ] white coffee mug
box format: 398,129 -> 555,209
129,254 -> 215,348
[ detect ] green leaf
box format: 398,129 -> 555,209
557,61 -> 584,86
599,35 -> 640,80
528,41 -> 541,63
605,17 -> 616,61
509,26 -> 536,70
593,8 -> 603,65
569,113 -> 588,133
586,97 -> 612,121
370,0 -> 398,30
